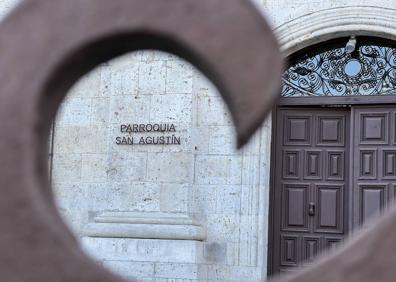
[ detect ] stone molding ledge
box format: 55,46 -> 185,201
84,212 -> 206,241
275,6 -> 396,56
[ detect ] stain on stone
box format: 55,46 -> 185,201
204,242 -> 226,263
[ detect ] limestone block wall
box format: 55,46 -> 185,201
52,52 -> 191,229
50,49 -> 272,282
0,0 -> 395,282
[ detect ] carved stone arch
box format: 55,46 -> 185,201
275,6 -> 396,56
268,6 -> 396,282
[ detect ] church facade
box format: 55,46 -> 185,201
2,0 -> 396,281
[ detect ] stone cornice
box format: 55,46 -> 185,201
84,212 -> 206,241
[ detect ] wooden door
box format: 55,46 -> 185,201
272,108 -> 349,274
352,106 -> 396,227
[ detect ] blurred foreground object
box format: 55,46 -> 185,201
0,0 -> 282,281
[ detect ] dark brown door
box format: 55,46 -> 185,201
272,108 -> 349,274
352,106 -> 396,227
270,105 -> 396,275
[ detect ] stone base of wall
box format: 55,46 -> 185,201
82,237 -> 263,282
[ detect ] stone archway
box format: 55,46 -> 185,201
276,6 -> 396,56
267,5 -> 396,278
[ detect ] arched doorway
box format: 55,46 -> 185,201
268,36 -> 396,274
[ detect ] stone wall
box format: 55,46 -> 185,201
0,0 -> 395,281
51,49 -> 271,282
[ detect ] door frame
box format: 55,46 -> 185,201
267,95 -> 396,276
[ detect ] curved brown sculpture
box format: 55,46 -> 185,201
0,0 -> 282,281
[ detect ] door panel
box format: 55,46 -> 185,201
281,184 -> 309,231
359,184 -> 386,224
359,149 -> 377,179
273,108 -> 349,273
280,235 -> 299,267
271,105 -> 396,275
304,151 -> 322,179
314,184 -> 343,234
324,237 -> 341,250
326,150 -> 345,180
353,107 -> 395,226
317,116 -> 346,146
359,113 -> 388,144
282,150 -> 301,179
302,236 -> 320,263
283,115 -> 312,146
383,150 -> 396,178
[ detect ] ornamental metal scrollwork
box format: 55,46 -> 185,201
282,39 -> 396,97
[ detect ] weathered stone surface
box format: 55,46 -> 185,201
104,261 -> 154,281
160,183 -> 188,213
138,61 -> 167,95
166,60 -> 194,94
197,96 -> 233,126
82,238 -> 202,264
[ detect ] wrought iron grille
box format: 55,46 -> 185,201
282,38 -> 396,97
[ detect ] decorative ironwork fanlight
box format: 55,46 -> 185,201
282,37 -> 396,97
